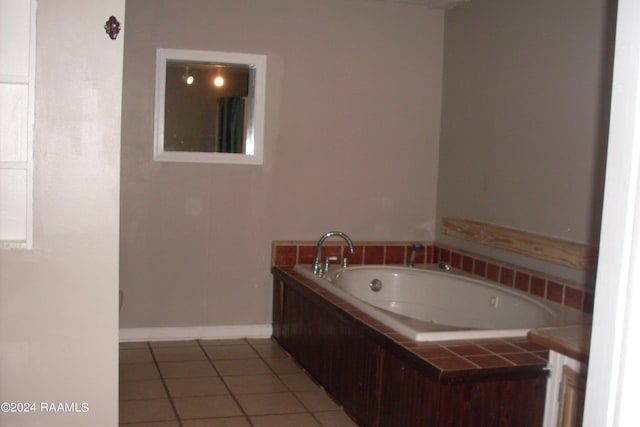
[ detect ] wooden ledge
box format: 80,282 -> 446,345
441,218 -> 598,270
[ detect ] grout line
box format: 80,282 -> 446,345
148,341 -> 184,427
245,338 -> 310,422
197,339 -> 254,426
254,338 -> 359,426
246,337 -> 349,426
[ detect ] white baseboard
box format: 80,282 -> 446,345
119,324 -> 272,342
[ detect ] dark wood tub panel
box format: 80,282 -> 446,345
272,267 -> 547,427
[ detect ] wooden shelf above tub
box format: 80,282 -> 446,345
441,217 -> 598,270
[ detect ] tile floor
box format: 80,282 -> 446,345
119,338 -> 359,426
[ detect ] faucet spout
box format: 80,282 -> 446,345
312,231 -> 355,275
407,243 -> 425,267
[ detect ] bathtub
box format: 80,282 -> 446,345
293,264 -> 589,341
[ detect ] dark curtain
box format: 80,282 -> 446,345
217,96 -> 245,153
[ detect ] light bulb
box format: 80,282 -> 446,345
182,67 -> 194,85
214,75 -> 224,87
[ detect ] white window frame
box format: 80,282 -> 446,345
0,0 -> 36,249
153,48 -> 266,165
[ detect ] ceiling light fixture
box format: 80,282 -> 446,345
182,66 -> 194,85
213,69 -> 224,87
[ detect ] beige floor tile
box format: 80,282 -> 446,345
277,373 -> 321,391
118,421 -> 180,427
120,379 -> 167,400
173,395 -> 243,419
164,376 -> 229,397
203,344 -> 259,360
235,392 -> 306,415
119,398 -> 175,424
152,346 -> 207,362
119,339 -> 358,426
120,348 -> 155,364
246,338 -> 271,344
250,413 -> 321,427
249,341 -> 290,359
149,340 -> 200,348
120,341 -> 149,349
182,417 -> 251,427
158,361 -> 218,379
199,338 -> 247,346
120,363 -> 161,381
214,358 -> 271,376
313,410 -> 360,427
295,391 -> 340,412
264,357 -> 301,374
224,374 -> 288,395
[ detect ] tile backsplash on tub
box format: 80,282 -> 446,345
272,241 -> 435,268
271,241 -> 594,315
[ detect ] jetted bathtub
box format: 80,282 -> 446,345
293,264 -> 589,341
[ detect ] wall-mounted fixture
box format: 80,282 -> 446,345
154,48 -> 267,165
182,66 -> 194,85
104,16 -> 121,40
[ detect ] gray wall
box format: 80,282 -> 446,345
120,0 -> 444,328
436,0 -> 616,283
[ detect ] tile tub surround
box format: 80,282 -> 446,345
119,338 -> 358,426
271,241 -> 594,315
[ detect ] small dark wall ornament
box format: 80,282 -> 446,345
104,16 -> 121,40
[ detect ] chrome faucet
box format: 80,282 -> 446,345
407,243 -> 425,267
312,231 -> 355,275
